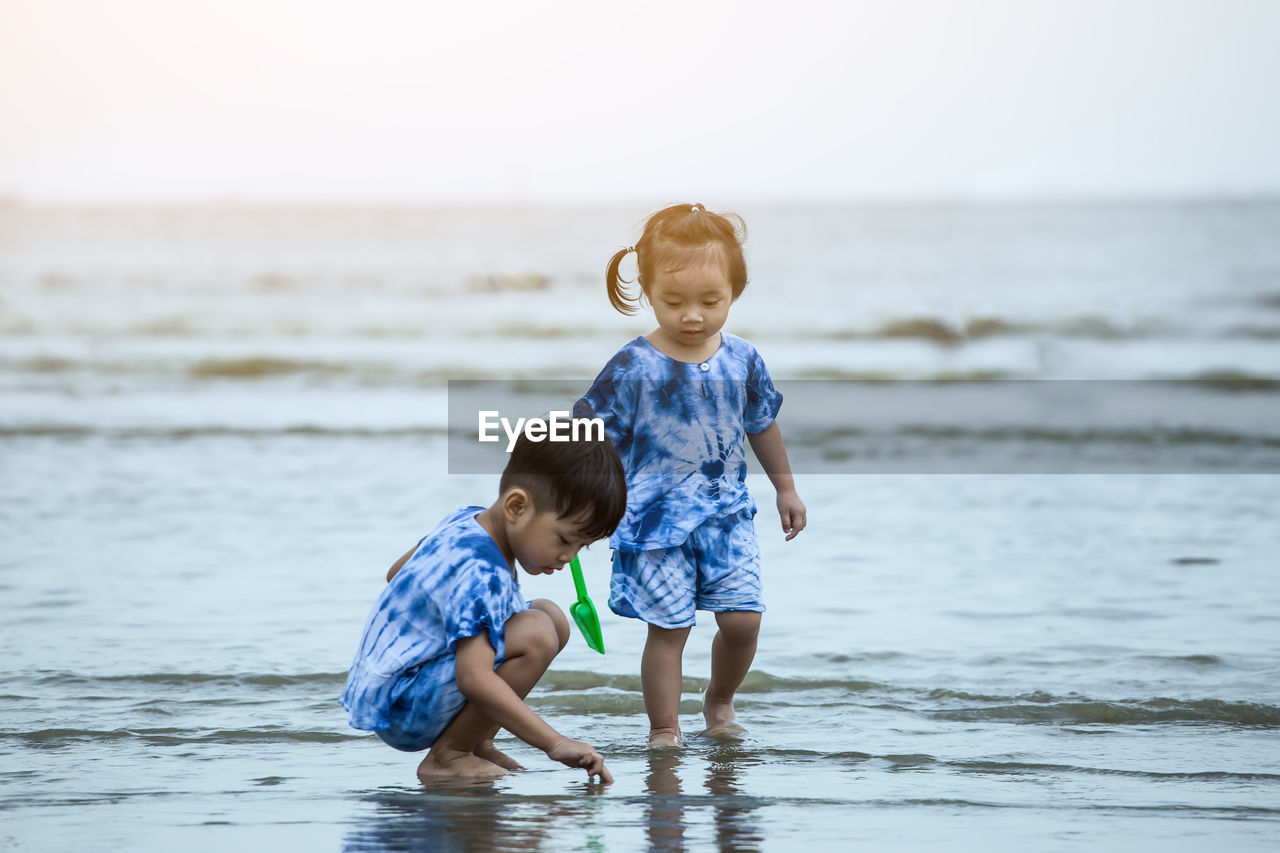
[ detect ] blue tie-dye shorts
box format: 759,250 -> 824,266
609,508 -> 764,629
374,651 -> 506,752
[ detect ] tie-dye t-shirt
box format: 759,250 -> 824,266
341,506 -> 527,731
574,333 -> 783,552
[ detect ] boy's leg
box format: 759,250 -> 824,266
643,624 -> 692,747
702,610 -> 761,738
417,601 -> 565,780
474,600 -> 569,769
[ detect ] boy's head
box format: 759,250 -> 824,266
497,427 -> 626,569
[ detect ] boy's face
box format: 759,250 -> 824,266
509,508 -> 598,576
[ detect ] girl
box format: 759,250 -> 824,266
574,203 -> 806,748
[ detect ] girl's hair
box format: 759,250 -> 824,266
606,203 -> 748,315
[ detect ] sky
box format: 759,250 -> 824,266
2,0 -> 1279,203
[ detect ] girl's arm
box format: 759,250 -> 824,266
747,421 -> 807,541
454,632 -> 613,781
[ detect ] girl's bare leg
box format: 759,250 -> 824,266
417,601 -> 567,781
642,624 -> 692,747
702,610 -> 761,738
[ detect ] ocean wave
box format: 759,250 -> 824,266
535,669 -> 885,695
951,760 -> 1280,781
521,672 -> 1280,728
25,671 -> 350,688
5,352 -> 1280,391
0,356 -> 587,383
479,315 -> 1185,344
928,698 -> 1280,727
808,315 -> 1177,344
8,670 -> 1278,735
4,311 -> 1280,344
1135,653 -> 1228,665
6,727 -> 362,748
188,357 -> 355,378
1181,370 -> 1280,391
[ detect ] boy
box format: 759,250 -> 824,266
341,430 -> 627,781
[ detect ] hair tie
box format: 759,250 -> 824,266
627,245 -> 636,255
689,204 -> 701,214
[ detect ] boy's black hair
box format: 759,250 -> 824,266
499,427 -> 627,540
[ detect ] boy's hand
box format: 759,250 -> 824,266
547,738 -> 613,783
777,489 -> 807,541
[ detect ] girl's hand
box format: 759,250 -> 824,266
777,489 -> 807,541
547,738 -> 613,783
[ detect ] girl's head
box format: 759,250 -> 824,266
606,203 -> 748,316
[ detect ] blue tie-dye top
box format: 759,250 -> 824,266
574,333 -> 783,551
341,506 -> 528,731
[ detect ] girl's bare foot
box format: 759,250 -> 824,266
702,700 -> 746,739
416,748 -> 511,781
648,727 -> 684,749
474,738 -> 524,770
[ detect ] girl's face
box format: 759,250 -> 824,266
642,259 -> 734,360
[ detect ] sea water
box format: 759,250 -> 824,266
1,200 -> 1278,851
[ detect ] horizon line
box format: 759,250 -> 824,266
4,190 -> 1280,210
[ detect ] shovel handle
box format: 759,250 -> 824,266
569,555 -> 590,599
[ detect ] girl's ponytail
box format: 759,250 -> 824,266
607,203 -> 748,315
606,246 -> 641,315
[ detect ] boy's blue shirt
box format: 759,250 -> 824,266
574,332 -> 783,551
340,506 -> 527,731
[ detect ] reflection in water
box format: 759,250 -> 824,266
343,781 -> 551,853
645,746 -> 765,853
645,752 -> 687,851
344,777 -> 611,852
705,743 -> 764,853
344,752 -> 764,852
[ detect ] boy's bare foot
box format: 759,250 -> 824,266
702,700 -> 747,739
417,748 -> 511,781
648,727 -> 684,749
474,739 -> 524,771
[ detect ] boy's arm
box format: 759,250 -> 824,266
454,632 -> 560,749
454,631 -> 612,782
386,548 -> 415,582
747,421 -> 807,541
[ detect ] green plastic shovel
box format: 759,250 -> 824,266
569,555 -> 606,654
